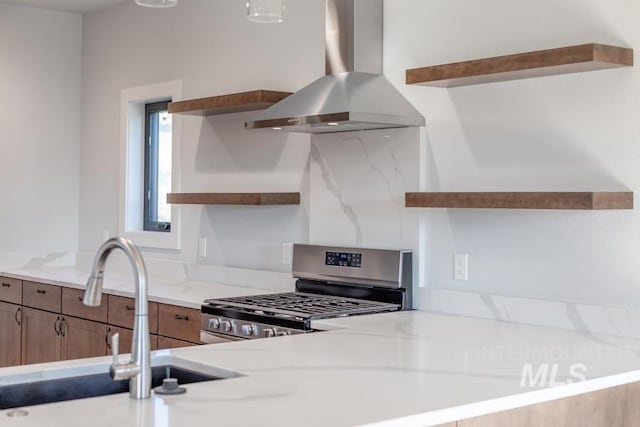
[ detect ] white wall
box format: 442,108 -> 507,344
80,0 -> 324,272
385,0 -> 640,312
7,0 -> 638,325
0,4 -> 81,255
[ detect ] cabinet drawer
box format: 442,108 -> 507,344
157,336 -> 198,350
62,288 -> 108,323
158,304 -> 200,343
22,282 -> 61,312
0,277 -> 22,304
107,295 -> 158,334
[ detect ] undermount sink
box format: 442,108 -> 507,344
0,355 -> 240,411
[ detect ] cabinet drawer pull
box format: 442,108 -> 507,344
125,305 -> 134,311
59,318 -> 66,337
174,314 -> 190,321
105,330 -> 112,350
1,283 -> 10,288
54,318 -> 61,336
37,289 -> 47,295
15,307 -> 21,326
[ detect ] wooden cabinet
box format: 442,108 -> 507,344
108,295 -> 158,334
157,336 -> 198,350
0,277 -> 23,368
62,288 -> 108,323
2,279 -> 201,367
0,302 -> 22,367
23,281 -> 61,312
445,381 -> 640,426
60,316 -> 108,360
158,304 -> 200,344
0,277 -> 22,304
21,307 -> 63,365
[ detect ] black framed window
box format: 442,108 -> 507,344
144,101 -> 172,232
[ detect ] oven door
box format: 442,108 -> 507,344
200,330 -> 245,345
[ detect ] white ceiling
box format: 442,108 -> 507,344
0,0 -> 127,13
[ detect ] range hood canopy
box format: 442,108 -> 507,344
245,0 -> 425,134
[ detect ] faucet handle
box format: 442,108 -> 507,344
109,332 -> 140,381
111,333 -> 120,365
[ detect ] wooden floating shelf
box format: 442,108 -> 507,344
405,192 -> 634,210
167,193 -> 300,206
168,90 -> 292,116
406,43 -> 633,88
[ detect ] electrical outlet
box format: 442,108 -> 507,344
454,254 -> 468,281
198,238 -> 207,258
282,242 -> 293,264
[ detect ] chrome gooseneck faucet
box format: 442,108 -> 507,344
83,237 -> 151,399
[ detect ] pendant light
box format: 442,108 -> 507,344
246,0 -> 285,23
135,0 -> 177,8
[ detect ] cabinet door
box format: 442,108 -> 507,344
0,302 -> 22,367
60,316 -> 108,361
21,308 -> 62,365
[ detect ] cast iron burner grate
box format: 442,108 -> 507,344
203,292 -> 399,320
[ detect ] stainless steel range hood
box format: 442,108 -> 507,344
245,0 -> 425,134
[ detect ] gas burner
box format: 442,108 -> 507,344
204,292 -> 399,321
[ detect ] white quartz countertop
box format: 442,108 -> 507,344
2,308 -> 640,426
0,267 -> 269,308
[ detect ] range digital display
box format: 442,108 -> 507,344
325,251 -> 362,268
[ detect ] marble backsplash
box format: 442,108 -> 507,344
309,127 -> 420,251
0,252 -> 77,270
429,288 -> 640,340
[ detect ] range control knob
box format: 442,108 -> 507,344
263,328 -> 276,338
220,320 -> 233,333
208,318 -> 220,330
276,331 -> 290,337
241,324 -> 255,336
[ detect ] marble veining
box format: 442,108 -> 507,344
0,252 -> 76,270
19,252 -> 73,270
310,143 -> 364,245
429,288 -> 640,340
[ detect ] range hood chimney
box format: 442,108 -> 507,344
245,0 -> 425,134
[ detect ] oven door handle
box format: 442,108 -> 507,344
200,330 -> 241,345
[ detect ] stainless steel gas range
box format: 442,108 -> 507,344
200,244 -> 412,343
